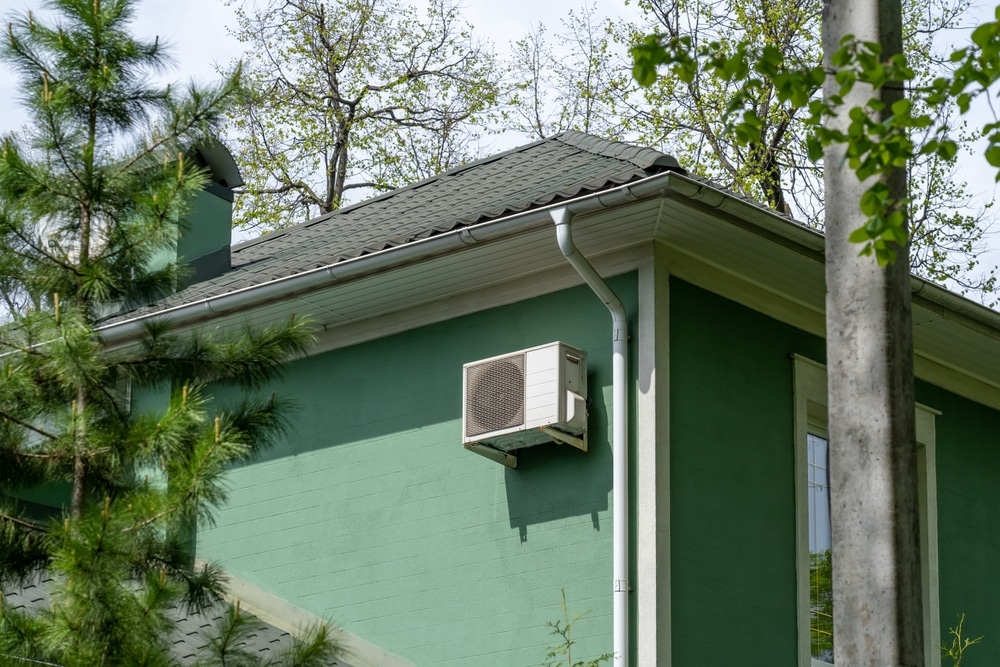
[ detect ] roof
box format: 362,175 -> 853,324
95,130 -> 1000,413
106,131 -> 681,323
1,575 -> 353,666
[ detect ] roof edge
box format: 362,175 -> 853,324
661,171 -> 1000,340
555,130 -> 685,174
99,171 -> 678,347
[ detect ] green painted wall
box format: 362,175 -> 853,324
177,187 -> 231,263
148,187 -> 231,286
917,380 -> 1000,666
671,279 -> 1000,666
198,275 -> 639,666
669,279 -> 824,666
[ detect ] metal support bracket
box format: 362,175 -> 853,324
463,442 -> 517,468
539,426 -> 587,452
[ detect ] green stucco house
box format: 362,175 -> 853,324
97,131 -> 1000,666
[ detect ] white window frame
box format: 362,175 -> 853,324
793,355 -> 940,667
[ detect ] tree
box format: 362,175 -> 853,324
626,0 -> 995,295
820,0 -> 923,661
225,0 -> 502,231
633,0 -> 1000,663
517,0 -> 994,295
0,0 -> 336,663
507,5 -> 630,141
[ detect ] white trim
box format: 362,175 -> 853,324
636,247 -> 671,665
309,245 -> 651,356
661,244 -> 826,339
793,356 -> 828,667
792,356 -> 939,667
664,243 -> 1000,413
916,405 -> 941,666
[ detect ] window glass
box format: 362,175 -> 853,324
793,355 -> 939,667
807,433 -> 833,664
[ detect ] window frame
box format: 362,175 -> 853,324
793,355 -> 940,667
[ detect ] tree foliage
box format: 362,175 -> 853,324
513,0 -> 995,294
225,0 -> 503,230
0,0 -> 336,663
507,5 -> 630,141
631,3 -> 1000,265
632,0 -> 1000,661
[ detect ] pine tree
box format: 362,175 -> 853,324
0,1 -> 337,664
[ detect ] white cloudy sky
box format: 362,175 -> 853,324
0,0 -> 999,291
0,0 -> 642,121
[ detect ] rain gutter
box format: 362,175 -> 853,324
96,171 -> 676,347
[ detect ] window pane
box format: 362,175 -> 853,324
808,433 -> 833,663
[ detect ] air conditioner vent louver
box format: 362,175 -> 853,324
465,354 -> 525,437
462,342 -> 588,468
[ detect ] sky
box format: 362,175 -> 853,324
0,0 -> 998,294
0,0 -> 642,108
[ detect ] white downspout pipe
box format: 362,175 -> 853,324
550,207 -> 629,667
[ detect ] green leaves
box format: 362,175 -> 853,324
629,12 -> 1000,269
631,37 -> 667,87
228,0 -> 503,229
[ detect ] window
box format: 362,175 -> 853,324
793,356 -> 939,667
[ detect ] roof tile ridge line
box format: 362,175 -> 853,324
232,134 -> 563,252
555,130 -> 677,171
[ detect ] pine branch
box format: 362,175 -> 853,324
0,412 -> 59,443
0,512 -> 44,533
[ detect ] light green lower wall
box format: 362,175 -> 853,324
198,275 -> 639,666
671,278 -> 1000,666
198,269 -> 1000,665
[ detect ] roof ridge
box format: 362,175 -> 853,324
554,130 -> 684,173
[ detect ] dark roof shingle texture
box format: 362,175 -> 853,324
109,131 -> 680,322
1,576 -> 352,666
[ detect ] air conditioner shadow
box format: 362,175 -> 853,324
503,436 -> 612,542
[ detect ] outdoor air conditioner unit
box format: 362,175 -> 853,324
462,342 -> 588,468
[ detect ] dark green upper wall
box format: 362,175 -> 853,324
670,278 -> 824,666
917,380 -> 1000,665
671,278 -> 1000,666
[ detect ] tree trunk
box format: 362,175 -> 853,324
71,385 -> 86,521
822,0 -> 923,664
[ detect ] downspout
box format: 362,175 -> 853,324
550,207 -> 629,667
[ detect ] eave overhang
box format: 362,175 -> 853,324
97,171 -> 1000,411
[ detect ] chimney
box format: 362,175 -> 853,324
177,140 -> 243,285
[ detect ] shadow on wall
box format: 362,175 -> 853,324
504,376 -> 612,542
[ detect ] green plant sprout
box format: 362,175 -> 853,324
539,589 -> 613,667
940,613 -> 984,667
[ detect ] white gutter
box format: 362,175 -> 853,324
100,164 -> 1000,350
96,173 -> 675,346
550,207 -> 630,667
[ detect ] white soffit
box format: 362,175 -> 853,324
656,173 -> 1000,408
118,170 -> 1000,408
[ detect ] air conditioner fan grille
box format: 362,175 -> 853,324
465,354 -> 525,437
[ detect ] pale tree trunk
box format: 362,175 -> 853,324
823,0 -> 924,664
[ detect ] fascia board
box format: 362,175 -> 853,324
96,172 -> 677,348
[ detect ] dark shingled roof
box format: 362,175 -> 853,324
109,131 -> 681,322
1,576 -> 353,666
